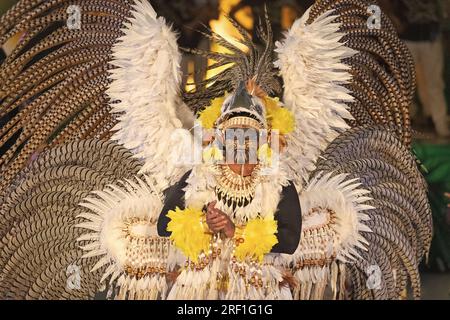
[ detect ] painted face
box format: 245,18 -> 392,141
223,126 -> 259,165
206,121 -> 266,165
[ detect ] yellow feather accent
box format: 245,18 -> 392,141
167,207 -> 211,263
234,216 -> 278,262
257,143 -> 272,166
203,145 -> 224,163
264,97 -> 295,134
198,96 -> 225,129
264,96 -> 280,113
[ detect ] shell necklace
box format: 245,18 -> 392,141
213,164 -> 262,209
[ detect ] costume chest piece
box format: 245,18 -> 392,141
213,164 -> 263,211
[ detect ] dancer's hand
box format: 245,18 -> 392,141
206,201 -> 235,238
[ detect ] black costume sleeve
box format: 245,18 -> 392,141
270,181 -> 302,254
156,170 -> 191,237
157,173 -> 302,255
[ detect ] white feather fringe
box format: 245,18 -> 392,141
107,0 -> 195,193
275,8 -> 357,191
76,175 -> 175,299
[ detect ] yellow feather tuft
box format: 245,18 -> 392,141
264,96 -> 295,134
234,216 -> 278,262
203,145 -> 224,163
167,207 -> 211,263
264,96 -> 280,113
257,143 -> 272,166
198,96 -> 225,129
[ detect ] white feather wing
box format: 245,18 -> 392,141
275,8 -> 356,191
107,0 -> 195,192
